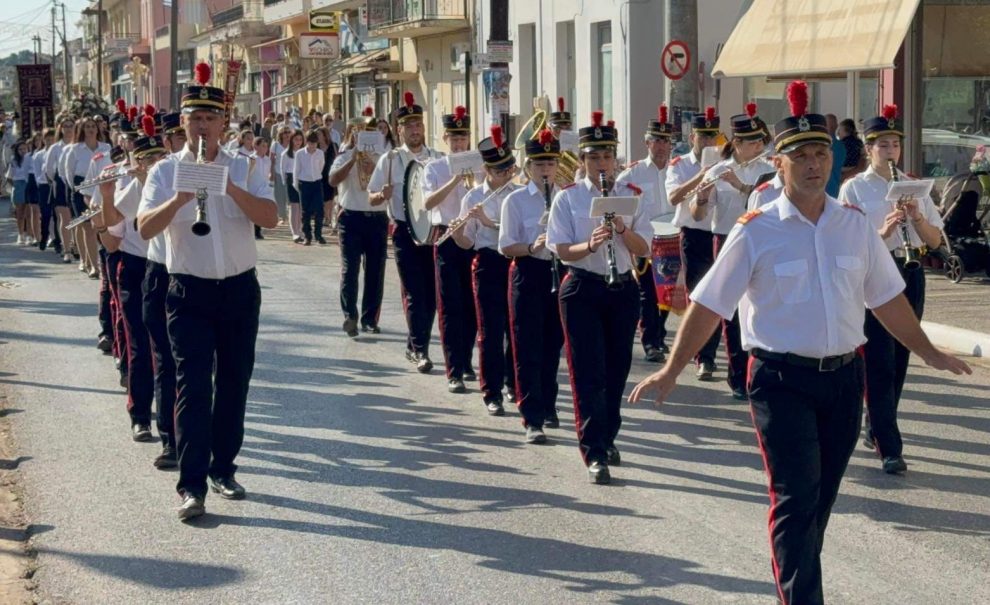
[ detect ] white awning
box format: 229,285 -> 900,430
712,0 -> 922,78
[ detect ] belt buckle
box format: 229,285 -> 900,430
818,356 -> 836,372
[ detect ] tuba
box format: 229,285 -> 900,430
514,99 -> 579,189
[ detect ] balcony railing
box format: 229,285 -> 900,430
368,0 -> 466,29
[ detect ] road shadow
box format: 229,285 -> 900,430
35,547 -> 244,589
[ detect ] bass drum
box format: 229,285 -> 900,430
402,159 -> 440,245
650,215 -> 688,314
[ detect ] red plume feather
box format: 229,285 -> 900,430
144,104 -> 156,117
194,62 -> 211,86
881,104 -> 898,120
403,91 -> 415,108
591,110 -> 604,127
454,105 -> 466,120
745,102 -> 758,118
491,125 -> 503,148
607,120 -> 615,128
704,106 -> 716,122
128,106 -> 138,122
115,98 -> 126,113
362,106 -> 373,117
538,129 -> 554,146
786,80 -> 809,118
557,97 -> 565,113
141,115 -> 156,138
658,104 -> 668,124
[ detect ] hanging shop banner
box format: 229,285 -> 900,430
310,10 -> 340,33
16,64 -> 54,136
299,33 -> 340,60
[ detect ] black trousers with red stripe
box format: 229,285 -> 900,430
714,233 -> 747,391
435,235 -> 476,379
509,256 -> 564,428
105,251 -> 128,377
863,257 -> 925,458
559,269 -> 639,465
118,251 -> 155,425
637,262 -> 669,352
748,353 -> 864,605
471,248 -> 514,403
392,220 -> 436,356
97,248 -> 113,341
143,260 -> 176,449
681,227 -> 720,364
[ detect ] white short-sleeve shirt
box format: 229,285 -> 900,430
107,179 -> 149,259
499,180 -> 556,261
666,151 -> 710,230
460,180 -> 519,251
423,156 -> 469,226
330,148 -> 383,213
616,156 -> 672,220
708,158 -> 776,234
839,165 -> 944,251
691,194 -> 906,358
367,145 -> 441,221
747,173 -> 784,211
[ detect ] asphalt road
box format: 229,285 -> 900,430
1,218 -> 988,605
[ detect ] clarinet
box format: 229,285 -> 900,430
542,176 -> 561,294
599,170 -> 622,290
888,159 -> 920,269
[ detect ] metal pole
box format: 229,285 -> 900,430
97,0 -> 104,98
62,2 -> 71,99
664,0 -> 700,115
170,0 -> 179,110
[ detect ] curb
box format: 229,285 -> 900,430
922,321 -> 989,357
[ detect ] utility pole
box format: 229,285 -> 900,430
51,5 -> 57,66
664,0 -> 700,122
33,35 -> 41,64
487,0 -> 510,130
170,0 -> 179,110
62,2 -> 71,99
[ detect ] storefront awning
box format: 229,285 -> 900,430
712,0 -> 922,78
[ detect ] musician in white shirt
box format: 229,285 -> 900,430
137,63 -> 277,521
367,93 -> 441,372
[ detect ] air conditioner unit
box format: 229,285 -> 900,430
451,42 -> 470,72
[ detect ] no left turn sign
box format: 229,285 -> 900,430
661,40 -> 691,81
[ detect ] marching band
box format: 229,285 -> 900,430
4,65 -> 974,605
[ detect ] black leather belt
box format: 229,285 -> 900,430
751,348 -> 857,372
568,267 -> 634,283
342,209 -> 387,217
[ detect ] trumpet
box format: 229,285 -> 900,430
72,162 -> 130,193
888,159 -> 921,269
600,170 -> 622,290
435,178 -> 516,246
687,148 -> 773,198
191,136 -> 211,237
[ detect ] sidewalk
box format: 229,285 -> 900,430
920,270 -> 990,357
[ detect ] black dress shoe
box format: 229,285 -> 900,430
177,493 -> 206,520
97,335 -> 112,352
882,456 -> 907,474
588,461 -> 611,485
644,346 -> 665,363
361,324 -> 381,334
731,387 -> 748,401
505,390 -> 517,404
342,317 -> 359,338
405,349 -> 417,364
463,369 -> 477,382
448,378 -> 466,394
132,423 -> 153,442
658,343 -> 670,354
525,426 -> 547,444
606,446 -> 621,466
316,237 -> 327,245
120,372 -> 128,389
154,446 -> 178,469
485,400 -> 505,416
303,238 -> 312,246
544,413 -> 560,429
209,475 -> 246,500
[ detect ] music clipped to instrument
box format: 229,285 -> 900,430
173,162 -> 229,197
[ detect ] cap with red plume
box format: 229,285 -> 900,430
526,127 -> 562,158
786,81 -> 809,118
731,103 -> 766,140
115,98 -> 126,114
772,80 -> 832,153
579,110 -> 618,149
480,124 -> 517,168
141,115 -> 156,138
864,103 -> 904,140
442,105 -> 470,132
194,62 -> 211,86
144,104 -> 156,118
133,114 -> 166,159
692,106 -> 720,132
648,104 -> 673,139
396,92 -> 423,124
549,97 -> 572,126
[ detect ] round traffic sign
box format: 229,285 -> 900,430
661,40 -> 691,81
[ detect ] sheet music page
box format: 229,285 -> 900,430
357,131 -> 386,154
173,161 -> 229,196
885,179 -> 934,203
558,131 -> 580,154
448,150 -> 484,174
590,196 -> 639,218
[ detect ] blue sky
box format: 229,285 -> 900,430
0,0 -> 91,58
